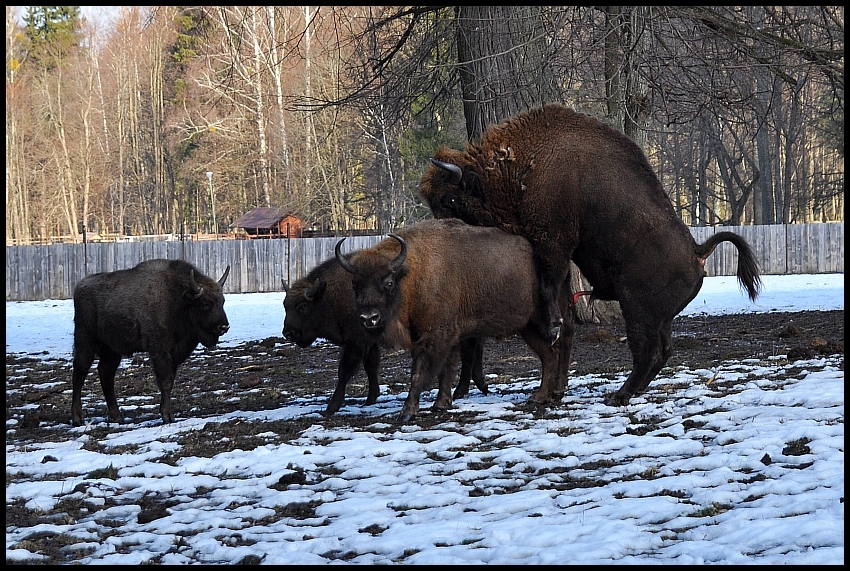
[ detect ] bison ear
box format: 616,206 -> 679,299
304,278 -> 326,302
462,170 -> 485,201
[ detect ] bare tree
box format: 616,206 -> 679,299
5,6 -> 843,244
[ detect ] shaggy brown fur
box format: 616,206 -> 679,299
420,104 -> 761,406
336,218 -> 570,422
71,259 -> 230,426
283,259 -> 488,416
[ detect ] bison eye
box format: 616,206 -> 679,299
382,276 -> 395,292
298,303 -> 308,314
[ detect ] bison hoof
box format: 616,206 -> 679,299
528,390 -> 552,404
603,391 -> 631,407
432,400 -> 453,412
323,402 -> 342,417
452,387 -> 468,400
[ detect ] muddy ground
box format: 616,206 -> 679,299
6,309 -> 843,445
4,309 -> 845,564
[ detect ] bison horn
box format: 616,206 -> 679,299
281,278 -> 289,293
430,158 -> 463,185
305,278 -> 324,301
335,238 -> 356,274
188,269 -> 204,299
388,234 -> 408,271
218,265 -> 231,287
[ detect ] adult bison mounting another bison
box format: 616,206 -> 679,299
71,259 -> 231,426
421,103 -> 762,407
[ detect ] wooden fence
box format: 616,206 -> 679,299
5,222 -> 844,301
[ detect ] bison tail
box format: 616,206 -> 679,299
696,231 -> 762,302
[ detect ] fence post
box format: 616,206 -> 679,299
82,224 -> 88,275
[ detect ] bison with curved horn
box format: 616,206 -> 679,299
336,218 -> 570,423
282,258 -> 488,417
71,259 -> 231,426
421,103 -> 761,406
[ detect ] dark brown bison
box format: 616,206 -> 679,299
71,259 -> 230,426
283,258 -> 488,416
421,103 -> 761,407
335,218 -> 570,423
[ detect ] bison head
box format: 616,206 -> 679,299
187,266 -> 230,349
282,276 -> 328,348
420,155 -> 496,226
336,235 -> 408,335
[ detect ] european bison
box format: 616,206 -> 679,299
335,218 -> 569,423
283,258 -> 489,416
421,103 -> 761,406
71,259 -> 230,426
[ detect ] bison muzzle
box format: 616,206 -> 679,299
71,259 -> 230,426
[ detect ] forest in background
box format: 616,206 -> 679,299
5,6 -> 844,245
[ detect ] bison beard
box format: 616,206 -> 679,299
70,259 -> 230,426
336,219 -> 570,423
421,103 -> 761,407
282,259 -> 489,417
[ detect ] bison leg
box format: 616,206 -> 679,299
399,345 -> 449,423
71,346 -> 97,427
533,250 -> 571,347
324,344 -> 366,416
522,328 -> 563,405
96,351 -> 123,424
604,315 -> 672,406
363,343 -> 382,406
554,293 -> 576,396
434,348 -> 460,412
634,320 -> 673,395
150,357 -> 178,424
470,337 -> 487,395
525,284 -> 574,404
454,337 -> 487,400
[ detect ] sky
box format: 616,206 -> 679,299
5,273 -> 845,564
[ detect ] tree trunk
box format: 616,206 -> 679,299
454,6 -> 620,324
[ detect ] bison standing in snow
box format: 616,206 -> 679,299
336,218 -> 570,423
283,258 -> 489,416
71,259 -> 230,426
421,103 -> 761,406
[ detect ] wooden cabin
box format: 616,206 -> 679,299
229,207 -> 305,238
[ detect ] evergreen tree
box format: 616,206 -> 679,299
22,6 -> 82,69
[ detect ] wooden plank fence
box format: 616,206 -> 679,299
5,223 -> 843,301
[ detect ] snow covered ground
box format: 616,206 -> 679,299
5,273 -> 845,564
